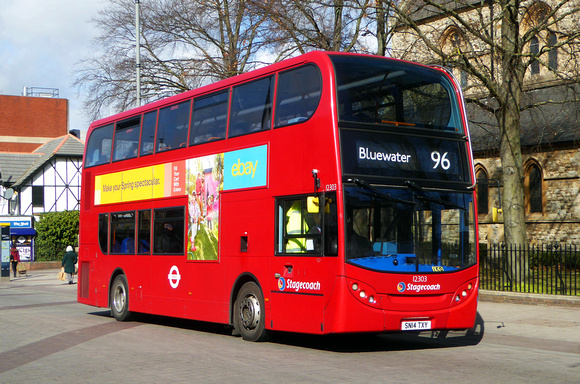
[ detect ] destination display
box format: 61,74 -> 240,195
340,130 -> 469,183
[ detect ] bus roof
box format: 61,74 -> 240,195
87,51 -> 442,132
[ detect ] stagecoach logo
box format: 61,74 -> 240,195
278,277 -> 321,292
397,282 -> 406,293
278,277 -> 286,291
168,265 -> 181,289
397,281 -> 441,293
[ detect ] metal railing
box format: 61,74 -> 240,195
479,243 -> 579,296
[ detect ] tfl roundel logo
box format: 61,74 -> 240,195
278,277 -> 286,291
397,282 -> 406,293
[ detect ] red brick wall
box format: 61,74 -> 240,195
0,143 -> 41,152
0,95 -> 68,152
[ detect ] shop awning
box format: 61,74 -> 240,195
11,228 -> 37,236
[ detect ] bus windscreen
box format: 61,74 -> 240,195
345,185 -> 477,273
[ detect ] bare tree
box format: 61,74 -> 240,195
388,0 -> 580,250
249,0 -> 377,59
74,0 -> 269,121
374,0 -> 396,56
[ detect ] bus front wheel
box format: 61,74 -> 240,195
110,274 -> 132,321
235,282 -> 268,342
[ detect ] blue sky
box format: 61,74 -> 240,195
0,0 -> 104,133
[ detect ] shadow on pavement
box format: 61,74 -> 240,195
268,312 -> 485,352
89,310 -> 232,336
88,309 -> 484,352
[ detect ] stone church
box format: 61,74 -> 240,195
390,0 -> 580,246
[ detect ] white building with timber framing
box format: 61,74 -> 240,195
0,134 -> 84,260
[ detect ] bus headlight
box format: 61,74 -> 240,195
348,279 -> 380,308
451,278 -> 478,307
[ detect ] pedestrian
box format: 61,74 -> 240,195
62,245 -> 78,285
10,244 -> 20,278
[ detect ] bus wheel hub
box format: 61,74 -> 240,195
240,296 -> 261,330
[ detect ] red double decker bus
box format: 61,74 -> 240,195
78,51 -> 478,341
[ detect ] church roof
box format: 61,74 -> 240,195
398,0 -> 480,25
468,84 -> 580,154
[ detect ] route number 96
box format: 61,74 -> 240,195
431,151 -> 450,170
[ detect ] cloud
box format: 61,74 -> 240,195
0,0 -> 104,131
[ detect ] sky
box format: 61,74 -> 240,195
0,0 -> 105,133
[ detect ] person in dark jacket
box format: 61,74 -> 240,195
10,244 -> 20,278
62,246 -> 78,285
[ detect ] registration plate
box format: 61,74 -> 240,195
401,320 -> 432,331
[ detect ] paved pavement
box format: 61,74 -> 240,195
1,268 -> 579,382
2,268 -> 578,349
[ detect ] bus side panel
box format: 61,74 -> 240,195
78,245 -> 110,309
184,262 -> 229,324
146,255 -> 191,319
269,291 -> 324,334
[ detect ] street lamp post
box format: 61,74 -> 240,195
135,0 -> 141,107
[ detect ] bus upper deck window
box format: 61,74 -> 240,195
113,116 -> 141,161
190,91 -> 228,146
157,100 -> 191,152
275,65 -> 322,127
140,111 -> 157,157
229,76 -> 274,137
332,55 -> 462,133
85,124 -> 113,167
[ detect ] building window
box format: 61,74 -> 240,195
476,169 -> 489,215
32,186 -> 44,208
526,163 -> 543,214
460,70 -> 468,89
530,36 -> 540,75
548,32 -> 558,71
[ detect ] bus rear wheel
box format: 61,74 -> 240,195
110,274 -> 132,321
235,282 -> 268,342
